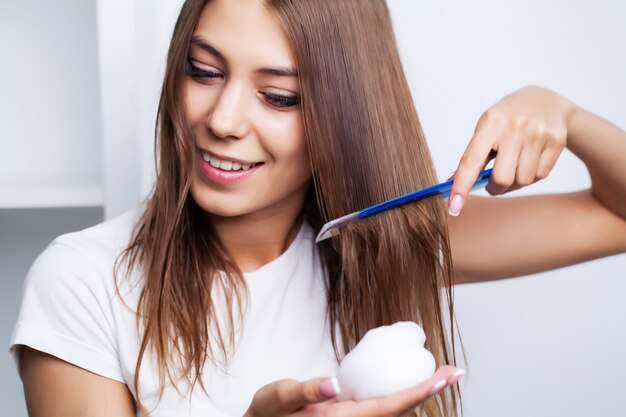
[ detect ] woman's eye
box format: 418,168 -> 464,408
263,93 -> 301,108
186,62 -> 223,80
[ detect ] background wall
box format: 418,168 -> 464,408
0,208 -> 103,417
0,0 -> 103,208
388,1 -> 626,416
1,0 -> 624,416
1,1 -> 104,416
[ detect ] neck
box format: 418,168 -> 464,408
208,188 -> 309,273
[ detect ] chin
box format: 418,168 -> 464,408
189,187 -> 251,218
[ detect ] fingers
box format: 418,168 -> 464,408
247,377 -> 340,417
448,113 -> 504,215
274,377 -> 340,409
449,106 -> 566,214
484,128 -> 563,196
484,127 -> 523,195
376,366 -> 464,413
536,144 -> 563,181
514,127 -> 544,186
247,368 -> 465,417
330,366 -> 464,417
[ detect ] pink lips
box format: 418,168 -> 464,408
198,153 -> 262,185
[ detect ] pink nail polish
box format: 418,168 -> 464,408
429,380 -> 447,396
447,369 -> 466,384
448,194 -> 463,216
319,377 -> 341,398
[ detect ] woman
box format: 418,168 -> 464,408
12,0 -> 626,416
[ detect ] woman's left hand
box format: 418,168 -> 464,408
447,85 -> 576,216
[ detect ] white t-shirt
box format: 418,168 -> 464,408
10,208 -> 340,416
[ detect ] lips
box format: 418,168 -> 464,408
198,150 -> 264,185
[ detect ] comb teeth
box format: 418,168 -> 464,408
315,212 -> 360,243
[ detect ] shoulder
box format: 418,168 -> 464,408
51,206 -> 142,268
22,206 -> 144,310
11,207 -> 145,382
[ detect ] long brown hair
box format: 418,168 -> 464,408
116,0 -> 462,416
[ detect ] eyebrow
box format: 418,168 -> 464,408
190,36 -> 298,77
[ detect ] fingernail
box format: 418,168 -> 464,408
429,379 -> 447,396
447,369 -> 466,384
448,194 -> 464,216
319,377 -> 341,398
446,170 -> 456,181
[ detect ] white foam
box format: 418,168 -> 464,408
336,321 -> 436,400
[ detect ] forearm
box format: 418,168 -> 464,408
566,104 -> 626,219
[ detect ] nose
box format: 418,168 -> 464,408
207,80 -> 251,140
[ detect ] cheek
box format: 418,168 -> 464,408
261,111 -> 307,161
184,81 -> 215,124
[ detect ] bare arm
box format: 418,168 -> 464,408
20,346 -> 136,417
567,105 -> 626,219
449,191 -> 626,283
446,87 -> 626,283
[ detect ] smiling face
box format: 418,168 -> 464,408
186,0 -> 311,222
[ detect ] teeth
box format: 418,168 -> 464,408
209,156 -> 220,168
202,151 -> 257,171
220,160 -> 233,171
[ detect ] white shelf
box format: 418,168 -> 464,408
0,185 -> 104,209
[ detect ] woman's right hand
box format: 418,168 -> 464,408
243,366 -> 463,417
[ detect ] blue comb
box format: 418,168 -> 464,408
315,168 -> 492,242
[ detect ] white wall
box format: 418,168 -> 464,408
0,0 -> 103,208
1,208 -> 103,417
1,1 -> 104,416
96,0 -> 184,219
387,1 -> 626,416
